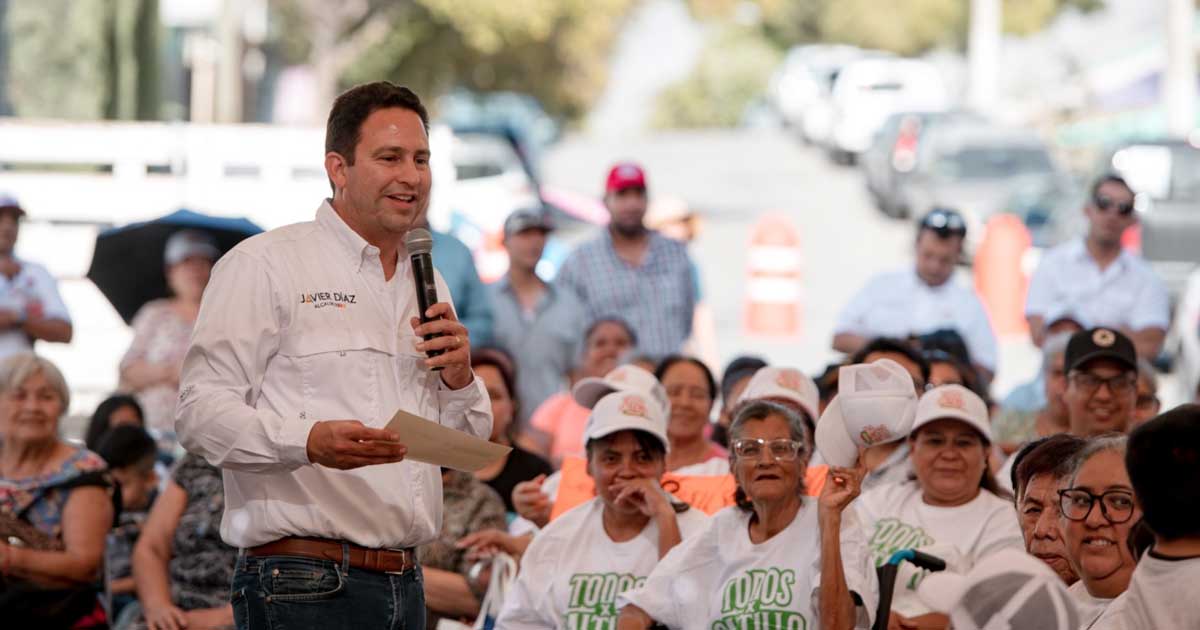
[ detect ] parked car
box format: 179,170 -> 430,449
894,123 -> 1072,253
826,58 -> 949,164
861,110 -> 982,217
767,44 -> 863,130
434,125 -> 591,283
797,49 -> 890,146
1101,139 -> 1200,300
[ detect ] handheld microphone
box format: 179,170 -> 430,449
403,228 -> 444,370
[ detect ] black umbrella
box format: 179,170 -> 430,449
87,209 -> 263,324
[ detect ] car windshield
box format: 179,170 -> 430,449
932,146 -> 1053,179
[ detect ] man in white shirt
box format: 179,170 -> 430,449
175,82 -> 492,630
1093,403 -> 1200,630
1026,174 -> 1170,360
0,195 -> 73,360
833,208 -> 997,380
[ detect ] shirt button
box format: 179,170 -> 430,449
339,351 -> 346,357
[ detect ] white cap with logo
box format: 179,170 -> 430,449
573,364 -> 670,417
917,548 -> 1080,630
583,391 -> 670,453
737,366 -> 819,422
815,359 -> 919,468
913,384 -> 991,442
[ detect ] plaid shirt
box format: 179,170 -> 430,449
555,230 -> 695,359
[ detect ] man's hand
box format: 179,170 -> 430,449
512,474 -> 551,527
411,302 -> 473,390
306,420 -> 407,470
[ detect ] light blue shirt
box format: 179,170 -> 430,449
431,230 -> 494,347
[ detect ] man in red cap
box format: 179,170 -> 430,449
555,163 -> 695,359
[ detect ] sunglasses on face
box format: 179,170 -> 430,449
1093,194 -> 1135,216
920,209 -> 967,237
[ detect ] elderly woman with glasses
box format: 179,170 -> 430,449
1058,435 -> 1141,628
617,400 -> 877,630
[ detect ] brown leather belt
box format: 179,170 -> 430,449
246,537 -> 417,574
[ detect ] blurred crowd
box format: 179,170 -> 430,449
1,158 -> 1199,630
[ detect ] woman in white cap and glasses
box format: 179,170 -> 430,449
118,230 -> 220,436
617,400 -> 877,630
496,390 -> 708,629
852,384 -> 1022,629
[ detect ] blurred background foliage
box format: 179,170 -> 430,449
0,0 -> 1104,126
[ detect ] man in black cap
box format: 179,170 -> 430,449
1062,327 -> 1139,437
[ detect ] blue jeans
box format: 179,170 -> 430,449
230,549 -> 425,630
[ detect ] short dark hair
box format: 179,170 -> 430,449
1011,433 -> 1089,500
720,355 -> 767,403
325,82 -> 429,189
655,355 -> 718,401
94,424 -> 157,469
472,346 -> 519,407
1090,173 -> 1133,201
1126,404 -> 1200,541
85,394 -> 144,451
851,337 -> 931,383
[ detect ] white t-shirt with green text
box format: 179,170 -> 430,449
496,496 -> 710,629
618,502 -> 879,630
853,481 -> 1023,616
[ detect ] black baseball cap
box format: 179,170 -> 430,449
1064,327 -> 1137,373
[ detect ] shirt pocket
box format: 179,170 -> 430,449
278,326 -> 389,425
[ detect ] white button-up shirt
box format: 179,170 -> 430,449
0,257 -> 71,360
1026,238 -> 1169,332
834,268 -> 998,370
176,202 -> 491,549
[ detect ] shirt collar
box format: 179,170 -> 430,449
316,200 -> 380,272
1072,237 -> 1132,271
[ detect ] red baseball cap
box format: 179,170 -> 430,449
605,162 -> 647,193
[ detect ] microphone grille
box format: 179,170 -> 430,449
404,228 -> 434,255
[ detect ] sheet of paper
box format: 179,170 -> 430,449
383,408 -> 511,472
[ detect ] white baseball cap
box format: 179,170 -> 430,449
917,548 -> 1080,630
737,366 -> 819,423
164,229 -> 220,266
912,384 -> 991,443
573,364 -> 669,416
584,391 -> 670,453
815,359 -> 919,467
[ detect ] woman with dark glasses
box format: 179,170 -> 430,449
1058,435 -> 1141,629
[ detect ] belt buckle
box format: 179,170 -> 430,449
384,548 -> 413,575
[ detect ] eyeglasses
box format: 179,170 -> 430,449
1093,194 -> 1135,216
920,208 -> 967,238
1058,488 -> 1136,523
731,438 -> 806,462
1069,371 -> 1136,396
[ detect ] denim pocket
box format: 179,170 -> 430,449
261,557 -> 344,602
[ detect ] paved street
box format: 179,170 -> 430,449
542,128 -> 1042,397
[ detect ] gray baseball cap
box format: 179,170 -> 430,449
164,230 -> 220,266
502,207 -> 554,239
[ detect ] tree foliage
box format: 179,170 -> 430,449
273,0 -> 634,122
653,26 -> 780,128
4,0 -> 157,120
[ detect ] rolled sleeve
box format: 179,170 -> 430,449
175,250 -> 313,472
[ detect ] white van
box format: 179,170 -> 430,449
827,58 -> 949,164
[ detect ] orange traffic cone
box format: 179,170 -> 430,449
974,214 -> 1031,337
742,213 -> 803,337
